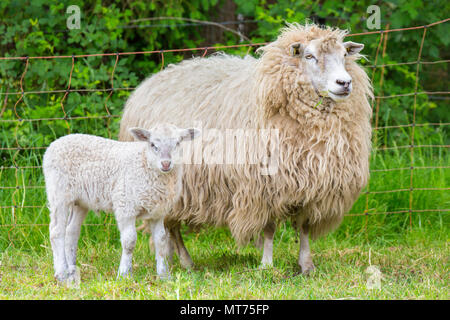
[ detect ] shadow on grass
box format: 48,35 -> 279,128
186,249 -> 304,280
191,251 -> 260,272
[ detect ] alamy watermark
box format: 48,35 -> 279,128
176,123 -> 280,176
66,5 -> 81,30
366,5 -> 381,30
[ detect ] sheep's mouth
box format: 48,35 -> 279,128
330,90 -> 350,97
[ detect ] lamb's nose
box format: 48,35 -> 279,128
161,161 -> 171,170
336,79 -> 351,88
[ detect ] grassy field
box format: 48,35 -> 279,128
0,124 -> 448,299
0,222 -> 448,299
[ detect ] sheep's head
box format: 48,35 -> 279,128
288,36 -> 364,101
256,23 -> 366,106
129,123 -> 201,172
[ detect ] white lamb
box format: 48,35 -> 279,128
43,123 -> 200,284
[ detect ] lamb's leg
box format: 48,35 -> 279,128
168,223 -> 194,269
149,219 -> 171,279
298,223 -> 315,275
116,215 -> 137,279
260,221 -> 276,268
65,204 -> 87,283
49,202 -> 70,283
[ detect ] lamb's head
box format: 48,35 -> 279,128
129,123 -> 201,172
289,36 -> 363,101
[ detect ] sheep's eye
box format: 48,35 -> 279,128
344,52 -> 348,57
305,54 -> 315,60
151,143 -> 158,151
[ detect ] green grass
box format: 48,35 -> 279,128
0,123 -> 448,299
0,224 -> 448,299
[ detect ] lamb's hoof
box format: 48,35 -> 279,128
66,266 -> 81,288
299,260 -> 315,275
117,269 -> 133,280
157,272 -> 172,281
55,268 -> 80,288
259,260 -> 273,269
55,271 -> 68,284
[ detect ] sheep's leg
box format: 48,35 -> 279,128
298,223 -> 315,275
49,202 -> 70,283
65,204 -> 87,282
140,220 -> 173,264
253,234 -> 263,249
116,215 -> 137,279
260,221 -> 276,268
166,232 -> 175,265
169,224 -> 194,269
148,219 -> 171,279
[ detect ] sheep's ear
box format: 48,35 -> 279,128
289,42 -> 304,57
180,128 -> 201,142
343,41 -> 364,55
129,127 -> 151,141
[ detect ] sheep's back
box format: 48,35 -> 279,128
120,54 -> 259,141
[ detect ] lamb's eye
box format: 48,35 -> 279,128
151,143 -> 159,151
305,54 -> 314,60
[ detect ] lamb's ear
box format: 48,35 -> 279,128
343,41 -> 364,55
289,42 -> 304,57
180,128 -> 201,142
129,127 -> 151,141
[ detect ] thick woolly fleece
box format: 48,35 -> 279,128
119,23 -> 373,244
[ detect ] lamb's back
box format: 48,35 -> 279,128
45,134 -> 141,173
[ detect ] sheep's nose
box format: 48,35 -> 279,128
161,161 -> 171,170
336,79 -> 351,88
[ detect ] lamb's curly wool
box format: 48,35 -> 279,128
44,134 -> 181,218
43,126 -> 190,283
119,23 -> 373,245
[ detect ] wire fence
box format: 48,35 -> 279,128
0,18 -> 449,247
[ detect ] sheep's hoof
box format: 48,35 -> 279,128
299,260 -> 315,275
179,256 -> 194,269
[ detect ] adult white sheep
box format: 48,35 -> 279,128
119,23 -> 373,274
43,123 -> 200,284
